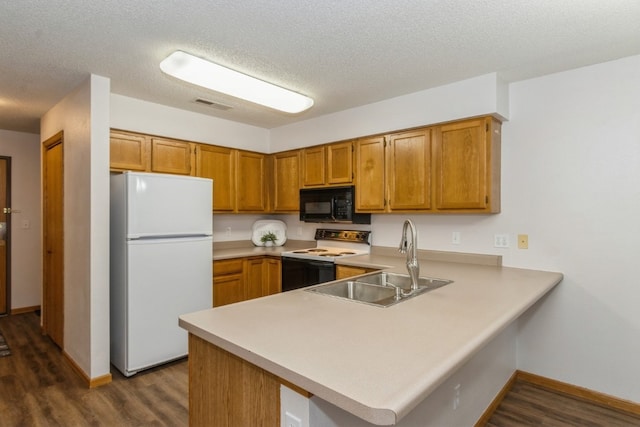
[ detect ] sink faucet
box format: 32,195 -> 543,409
398,219 -> 420,291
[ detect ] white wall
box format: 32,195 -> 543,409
508,55 -> 640,401
40,75 -> 111,380
110,94 -> 269,152
0,129 -> 42,310
270,73 -> 509,151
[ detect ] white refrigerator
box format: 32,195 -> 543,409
110,172 -> 213,377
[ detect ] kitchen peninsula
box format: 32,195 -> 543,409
180,250 -> 562,426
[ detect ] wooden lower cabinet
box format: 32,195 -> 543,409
213,256 -> 282,307
212,259 -> 245,307
189,334 -> 281,426
335,265 -> 378,280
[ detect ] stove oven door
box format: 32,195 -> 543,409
281,257 -> 336,292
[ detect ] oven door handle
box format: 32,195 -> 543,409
307,260 -> 334,268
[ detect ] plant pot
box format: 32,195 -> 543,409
264,241 -> 274,247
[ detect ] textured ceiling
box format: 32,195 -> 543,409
1,1 -> 640,134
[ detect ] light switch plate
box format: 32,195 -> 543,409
494,234 -> 509,248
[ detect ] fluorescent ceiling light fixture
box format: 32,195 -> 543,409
160,50 -> 314,114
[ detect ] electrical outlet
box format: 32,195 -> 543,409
518,234 -> 529,249
453,384 -> 461,410
225,226 -> 232,236
494,234 -> 509,248
285,412 -> 302,427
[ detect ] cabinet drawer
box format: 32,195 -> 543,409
213,259 -> 244,276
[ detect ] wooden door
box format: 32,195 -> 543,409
236,151 -> 266,212
434,117 -> 489,210
109,130 -> 150,171
151,138 -> 193,175
301,146 -> 325,187
0,158 -> 9,314
271,150 -> 300,212
386,128 -> 432,211
355,136 -> 386,211
43,132 -> 64,348
196,145 -> 236,212
326,141 -> 353,185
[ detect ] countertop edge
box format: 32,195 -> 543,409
179,316 -> 399,425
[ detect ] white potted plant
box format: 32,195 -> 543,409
260,231 -> 277,247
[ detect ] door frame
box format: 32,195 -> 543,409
0,156 -> 11,315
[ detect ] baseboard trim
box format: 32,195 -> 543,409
516,370 -> 640,416
11,305 -> 41,315
475,370 -> 640,425
63,350 -> 112,389
474,371 -> 518,426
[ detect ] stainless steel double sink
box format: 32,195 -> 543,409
306,271 -> 453,307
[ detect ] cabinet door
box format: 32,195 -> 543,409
110,130 -> 150,171
196,145 -> 236,212
245,258 -> 265,300
386,129 -> 432,211
335,265 -> 377,280
326,141 -> 353,185
213,259 -> 245,307
434,117 -> 498,211
236,151 -> 267,212
355,136 -> 386,211
151,138 -> 194,175
301,146 -> 326,187
272,150 -> 300,212
264,258 -> 281,296
212,274 -> 245,307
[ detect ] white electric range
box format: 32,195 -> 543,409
281,229 -> 371,291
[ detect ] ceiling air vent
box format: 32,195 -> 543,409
193,98 -> 232,110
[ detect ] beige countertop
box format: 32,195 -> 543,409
184,248 -> 562,425
212,239 -> 312,260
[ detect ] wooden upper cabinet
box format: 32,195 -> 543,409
109,130 -> 150,172
302,141 -> 353,187
236,150 -> 267,212
386,128 -> 432,211
326,141 -> 353,185
355,136 -> 386,211
356,128 -> 431,213
434,117 -> 501,213
150,137 -> 194,175
196,145 -> 236,212
301,146 -> 326,187
271,150 -> 300,212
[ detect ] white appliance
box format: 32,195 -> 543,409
110,172 -> 213,377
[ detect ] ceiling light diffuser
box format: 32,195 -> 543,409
160,51 -> 314,114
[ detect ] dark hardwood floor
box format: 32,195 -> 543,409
0,312 -> 188,426
485,378 -> 640,427
2,312 -> 639,426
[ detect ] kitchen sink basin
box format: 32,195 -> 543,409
356,271 -> 452,290
306,272 -> 453,307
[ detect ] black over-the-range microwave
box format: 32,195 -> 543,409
299,186 -> 371,224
